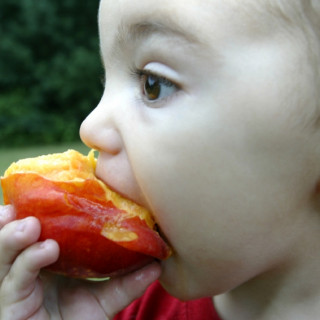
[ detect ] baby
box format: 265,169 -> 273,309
1,0 -> 320,319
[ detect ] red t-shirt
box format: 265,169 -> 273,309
114,281 -> 222,320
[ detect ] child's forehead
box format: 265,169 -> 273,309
99,0 -> 300,17
99,0 -> 302,37
99,0 -> 286,42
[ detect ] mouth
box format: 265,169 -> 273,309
94,152 -> 173,253
95,152 -> 150,209
155,224 -> 173,255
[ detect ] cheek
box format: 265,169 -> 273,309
125,91 -> 318,297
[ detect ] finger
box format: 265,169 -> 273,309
0,205 -> 16,229
90,262 -> 162,319
4,239 -> 59,301
58,285 -> 110,320
0,240 -> 59,320
0,217 -> 42,281
0,277 -> 49,320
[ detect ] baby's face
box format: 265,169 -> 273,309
81,0 -> 320,299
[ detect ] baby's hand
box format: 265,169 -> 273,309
0,205 -> 59,319
0,205 -> 161,320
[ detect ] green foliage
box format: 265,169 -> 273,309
0,0 -> 102,146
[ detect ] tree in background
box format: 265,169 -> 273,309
0,0 -> 102,146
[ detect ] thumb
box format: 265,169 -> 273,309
91,261 -> 161,319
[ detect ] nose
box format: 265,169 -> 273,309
80,99 -> 122,155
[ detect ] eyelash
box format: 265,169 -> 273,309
99,68 -> 180,105
131,68 -> 179,104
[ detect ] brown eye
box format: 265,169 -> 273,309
141,73 -> 177,102
144,75 -> 161,100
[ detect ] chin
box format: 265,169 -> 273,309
159,257 -> 235,300
158,257 -> 201,301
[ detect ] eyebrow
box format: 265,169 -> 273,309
116,19 -> 200,48
99,18 -> 203,70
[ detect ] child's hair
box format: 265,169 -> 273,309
267,0 -> 320,45
235,0 -> 320,126
265,0 -> 320,124
239,0 -> 319,46
227,0 -> 319,57
248,0 -> 319,26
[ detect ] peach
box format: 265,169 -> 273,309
1,150 -> 171,279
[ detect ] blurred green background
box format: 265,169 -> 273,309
0,1 -> 103,203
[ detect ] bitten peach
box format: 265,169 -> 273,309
1,149 -> 171,279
